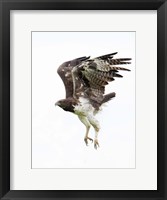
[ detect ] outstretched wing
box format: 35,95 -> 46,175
57,56 -> 90,98
72,52 -> 131,107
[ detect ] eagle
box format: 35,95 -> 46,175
55,52 -> 131,149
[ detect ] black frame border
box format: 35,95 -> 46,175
0,0 -> 166,200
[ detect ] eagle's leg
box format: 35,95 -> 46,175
87,115 -> 100,149
94,129 -> 100,149
78,115 -> 93,146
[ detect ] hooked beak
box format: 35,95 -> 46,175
55,101 -> 60,106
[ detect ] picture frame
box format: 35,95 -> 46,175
0,0 -> 166,199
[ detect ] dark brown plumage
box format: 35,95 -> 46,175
55,52 -> 131,149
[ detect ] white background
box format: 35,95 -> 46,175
32,31 -> 135,168
10,11 -> 157,190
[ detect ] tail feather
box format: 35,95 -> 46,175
101,92 -> 116,104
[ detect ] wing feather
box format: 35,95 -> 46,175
76,53 -> 131,106
57,53 -> 131,109
57,56 -> 90,98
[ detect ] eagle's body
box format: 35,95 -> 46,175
55,52 -> 131,149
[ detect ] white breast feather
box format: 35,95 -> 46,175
74,97 -> 94,116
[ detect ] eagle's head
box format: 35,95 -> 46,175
55,99 -> 68,110
55,98 -> 77,113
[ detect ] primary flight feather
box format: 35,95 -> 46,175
55,52 -> 131,149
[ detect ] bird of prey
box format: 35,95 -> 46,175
55,52 -> 131,149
